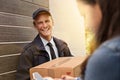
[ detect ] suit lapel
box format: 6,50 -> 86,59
53,37 -> 65,57
32,34 -> 49,58
33,34 -> 45,50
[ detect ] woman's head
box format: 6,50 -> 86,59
77,0 -> 102,33
78,0 -> 120,46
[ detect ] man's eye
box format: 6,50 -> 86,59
37,22 -> 42,24
45,20 -> 50,23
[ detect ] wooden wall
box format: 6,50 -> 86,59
0,0 -> 49,80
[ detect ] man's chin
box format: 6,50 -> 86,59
41,34 -> 51,37
39,32 -> 52,37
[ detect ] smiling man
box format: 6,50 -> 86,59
16,8 -> 72,80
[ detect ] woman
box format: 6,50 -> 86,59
61,0 -> 120,80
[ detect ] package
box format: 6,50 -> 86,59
30,56 -> 86,79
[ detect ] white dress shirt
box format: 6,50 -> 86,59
40,36 -> 59,60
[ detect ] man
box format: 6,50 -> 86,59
16,8 -> 72,80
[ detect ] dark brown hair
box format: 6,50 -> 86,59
96,0 -> 120,46
79,0 -> 120,79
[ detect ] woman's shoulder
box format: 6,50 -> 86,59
85,37 -> 120,80
90,36 -> 120,63
92,36 -> 120,57
101,36 -> 120,52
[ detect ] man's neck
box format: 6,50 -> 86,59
40,35 -> 52,42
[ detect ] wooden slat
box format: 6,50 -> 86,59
0,0 -> 48,17
0,43 -> 28,56
22,0 -> 32,2
0,26 -> 37,42
21,0 -> 49,7
0,12 -> 33,27
33,0 -> 49,7
0,71 -> 16,80
0,55 -> 19,74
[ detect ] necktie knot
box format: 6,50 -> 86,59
47,42 -> 52,47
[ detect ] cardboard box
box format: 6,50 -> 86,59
30,56 -> 86,79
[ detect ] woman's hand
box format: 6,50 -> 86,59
43,77 -> 54,80
43,77 -> 62,80
61,75 -> 75,80
43,75 -> 75,80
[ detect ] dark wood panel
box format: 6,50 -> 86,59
0,26 -> 37,42
0,43 -> 28,56
22,0 -> 32,2
22,0 -> 49,6
0,56 -> 19,74
0,0 -> 48,17
0,13 -> 33,27
0,71 -> 16,80
33,0 -> 49,7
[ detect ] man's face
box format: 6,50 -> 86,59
34,14 -> 53,40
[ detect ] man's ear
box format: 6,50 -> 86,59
34,21 -> 38,28
33,21 -> 36,26
33,21 -> 37,29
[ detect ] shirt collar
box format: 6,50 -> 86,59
40,36 -> 54,47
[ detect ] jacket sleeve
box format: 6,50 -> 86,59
16,48 -> 34,80
84,45 -> 120,80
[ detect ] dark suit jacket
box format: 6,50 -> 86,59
16,35 -> 72,80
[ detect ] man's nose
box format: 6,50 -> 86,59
42,22 -> 47,28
